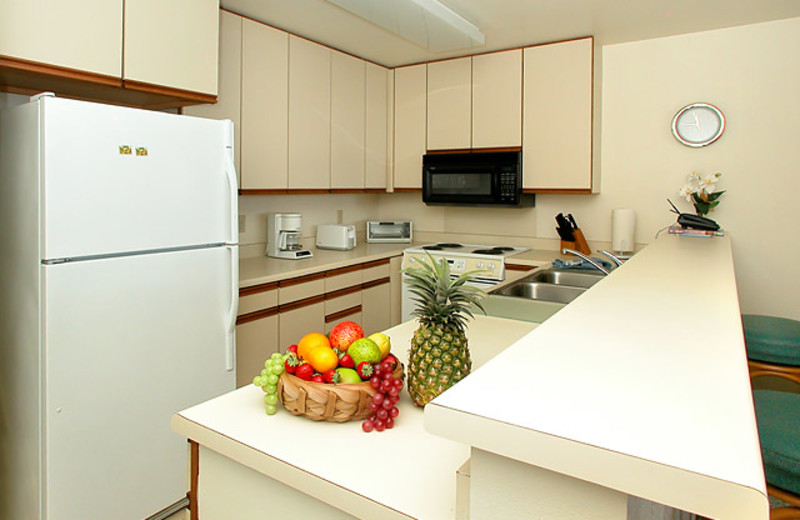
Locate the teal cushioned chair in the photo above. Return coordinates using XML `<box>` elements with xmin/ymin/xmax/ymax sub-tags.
<box><xmin>745</xmin><ymin>314</ymin><xmax>800</xmax><ymax>520</ymax></box>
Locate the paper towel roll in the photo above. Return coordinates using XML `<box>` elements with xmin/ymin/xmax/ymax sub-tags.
<box><xmin>612</xmin><ymin>209</ymin><xmax>636</xmax><ymax>252</ymax></box>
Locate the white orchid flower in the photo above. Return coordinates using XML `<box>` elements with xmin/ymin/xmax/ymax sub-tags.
<box><xmin>688</xmin><ymin>171</ymin><xmax>701</xmax><ymax>183</ymax></box>
<box><xmin>678</xmin><ymin>183</ymin><xmax>695</xmax><ymax>202</ymax></box>
<box><xmin>699</xmin><ymin>172</ymin><xmax>722</xmax><ymax>194</ymax></box>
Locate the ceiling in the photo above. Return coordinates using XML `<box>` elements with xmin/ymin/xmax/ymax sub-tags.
<box><xmin>220</xmin><ymin>0</ymin><xmax>800</xmax><ymax>67</ymax></box>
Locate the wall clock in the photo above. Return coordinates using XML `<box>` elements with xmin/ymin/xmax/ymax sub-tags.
<box><xmin>671</xmin><ymin>103</ymin><xmax>726</xmax><ymax>147</ymax></box>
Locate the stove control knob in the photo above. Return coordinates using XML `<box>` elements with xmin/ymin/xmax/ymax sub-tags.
<box><xmin>476</xmin><ymin>262</ymin><xmax>484</xmax><ymax>269</ymax></box>
<box><xmin>487</xmin><ymin>262</ymin><xmax>495</xmax><ymax>270</ymax></box>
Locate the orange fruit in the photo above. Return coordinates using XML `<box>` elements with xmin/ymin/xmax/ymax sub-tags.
<box><xmin>306</xmin><ymin>346</ymin><xmax>339</xmax><ymax>373</ymax></box>
<box><xmin>297</xmin><ymin>332</ymin><xmax>330</xmax><ymax>360</ymax></box>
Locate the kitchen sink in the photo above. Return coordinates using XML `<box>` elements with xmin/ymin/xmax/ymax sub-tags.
<box><xmin>523</xmin><ymin>269</ymin><xmax>605</xmax><ymax>289</ymax></box>
<box><xmin>494</xmin><ymin>282</ymin><xmax>587</xmax><ymax>304</ymax></box>
<box><xmin>491</xmin><ymin>268</ymin><xmax>606</xmax><ymax>304</ymax></box>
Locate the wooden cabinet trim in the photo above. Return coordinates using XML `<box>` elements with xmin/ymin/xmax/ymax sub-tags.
<box><xmin>123</xmin><ymin>79</ymin><xmax>217</xmax><ymax>104</ymax></box>
<box><xmin>326</xmin><ymin>264</ymin><xmax>363</xmax><ymax>277</ymax></box>
<box><xmin>279</xmin><ymin>294</ymin><xmax>325</xmax><ymax>313</ymax></box>
<box><xmin>279</xmin><ymin>272</ymin><xmax>326</xmax><ymax>287</ymax></box>
<box><xmin>362</xmin><ymin>276</ymin><xmax>391</xmax><ymax>289</ymax></box>
<box><xmin>236</xmin><ymin>306</ymin><xmax>279</xmax><ymax>325</ymax></box>
<box><xmin>240</xmin><ymin>188</ymin><xmax>390</xmax><ymax>196</ymax></box>
<box><xmin>392</xmin><ymin>188</ymin><xmax>421</xmax><ymax>193</ymax></box>
<box><xmin>506</xmin><ymin>264</ymin><xmax>537</xmax><ymax>272</ymax></box>
<box><xmin>360</xmin><ymin>258</ymin><xmax>391</xmax><ymax>269</ymax></box>
<box><xmin>189</xmin><ymin>440</ymin><xmax>199</xmax><ymax>520</ymax></box>
<box><xmin>522</xmin><ymin>188</ymin><xmax>592</xmax><ymax>195</ymax></box>
<box><xmin>325</xmin><ymin>305</ymin><xmax>362</xmax><ymax>323</ymax></box>
<box><xmin>0</xmin><ymin>55</ymin><xmax>121</xmax><ymax>87</ymax></box>
<box><xmin>325</xmin><ymin>285</ymin><xmax>362</xmax><ymax>300</ymax></box>
<box><xmin>239</xmin><ymin>281</ymin><xmax>279</xmax><ymax>297</ymax></box>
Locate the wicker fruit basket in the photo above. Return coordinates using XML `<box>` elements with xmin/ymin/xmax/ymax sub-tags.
<box><xmin>276</xmin><ymin>363</ymin><xmax>404</xmax><ymax>423</ymax></box>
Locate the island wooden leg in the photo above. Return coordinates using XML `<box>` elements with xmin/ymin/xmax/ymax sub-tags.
<box><xmin>469</xmin><ymin>448</ymin><xmax>628</xmax><ymax>519</ymax></box>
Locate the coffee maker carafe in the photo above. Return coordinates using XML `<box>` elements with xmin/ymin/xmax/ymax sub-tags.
<box><xmin>266</xmin><ymin>213</ymin><xmax>313</xmax><ymax>260</ymax></box>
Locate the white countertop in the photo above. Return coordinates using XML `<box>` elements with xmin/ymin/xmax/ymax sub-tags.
<box><xmin>172</xmin><ymin>316</ymin><xmax>538</xmax><ymax>519</ymax></box>
<box><xmin>239</xmin><ymin>241</ymin><xmax>561</xmax><ymax>288</ymax></box>
<box><xmin>425</xmin><ymin>234</ymin><xmax>768</xmax><ymax>519</ymax></box>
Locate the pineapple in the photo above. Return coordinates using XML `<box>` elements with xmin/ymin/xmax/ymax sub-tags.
<box><xmin>404</xmin><ymin>253</ymin><xmax>486</xmax><ymax>407</ymax></box>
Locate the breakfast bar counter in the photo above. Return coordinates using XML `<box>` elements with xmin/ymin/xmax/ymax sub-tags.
<box><xmin>425</xmin><ymin>234</ymin><xmax>769</xmax><ymax>519</ymax></box>
<box><xmin>171</xmin><ymin>316</ymin><xmax>538</xmax><ymax>519</ymax></box>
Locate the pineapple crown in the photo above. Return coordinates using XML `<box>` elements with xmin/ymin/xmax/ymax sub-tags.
<box><xmin>404</xmin><ymin>252</ymin><xmax>486</xmax><ymax>334</ymax></box>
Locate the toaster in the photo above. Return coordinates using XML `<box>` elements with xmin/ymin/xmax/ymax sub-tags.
<box><xmin>316</xmin><ymin>224</ymin><xmax>356</xmax><ymax>250</ymax></box>
<box><xmin>366</xmin><ymin>220</ymin><xmax>412</xmax><ymax>243</ymax></box>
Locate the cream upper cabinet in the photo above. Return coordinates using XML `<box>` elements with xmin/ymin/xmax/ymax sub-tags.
<box><xmin>393</xmin><ymin>64</ymin><xmax>427</xmax><ymax>189</ymax></box>
<box><xmin>523</xmin><ymin>38</ymin><xmax>593</xmax><ymax>191</ymax></box>
<box><xmin>240</xmin><ymin>19</ymin><xmax>289</xmax><ymax>190</ymax></box>
<box><xmin>288</xmin><ymin>36</ymin><xmax>331</xmax><ymax>190</ymax></box>
<box><xmin>124</xmin><ymin>0</ymin><xmax>219</xmax><ymax>95</ymax></box>
<box><xmin>427</xmin><ymin>57</ymin><xmax>472</xmax><ymax>151</ymax></box>
<box><xmin>183</xmin><ymin>11</ymin><xmax>242</xmax><ymax>176</ymax></box>
<box><xmin>472</xmin><ymin>49</ymin><xmax>522</xmax><ymax>148</ymax></box>
<box><xmin>365</xmin><ymin>63</ymin><xmax>390</xmax><ymax>190</ymax></box>
<box><xmin>330</xmin><ymin>51</ymin><xmax>366</xmax><ymax>190</ymax></box>
<box><xmin>0</xmin><ymin>0</ymin><xmax>122</xmax><ymax>77</ymax></box>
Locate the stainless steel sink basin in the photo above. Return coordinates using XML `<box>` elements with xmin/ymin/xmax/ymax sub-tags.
<box><xmin>523</xmin><ymin>269</ymin><xmax>605</xmax><ymax>289</ymax></box>
<box><xmin>494</xmin><ymin>282</ymin><xmax>587</xmax><ymax>304</ymax></box>
<box><xmin>491</xmin><ymin>268</ymin><xmax>606</xmax><ymax>304</ymax></box>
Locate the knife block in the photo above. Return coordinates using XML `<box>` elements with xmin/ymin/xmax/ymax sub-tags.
<box><xmin>562</xmin><ymin>229</ymin><xmax>591</xmax><ymax>256</ymax></box>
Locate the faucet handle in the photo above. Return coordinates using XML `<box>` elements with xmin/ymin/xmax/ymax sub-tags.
<box><xmin>597</xmin><ymin>250</ymin><xmax>624</xmax><ymax>267</ymax></box>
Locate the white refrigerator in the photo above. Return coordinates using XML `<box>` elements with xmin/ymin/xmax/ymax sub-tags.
<box><xmin>0</xmin><ymin>94</ymin><xmax>238</xmax><ymax>520</ymax></box>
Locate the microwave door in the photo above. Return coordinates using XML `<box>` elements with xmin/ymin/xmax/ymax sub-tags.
<box><xmin>424</xmin><ymin>168</ymin><xmax>495</xmax><ymax>204</ymax></box>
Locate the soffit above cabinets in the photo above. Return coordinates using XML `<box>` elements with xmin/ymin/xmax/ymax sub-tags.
<box><xmin>221</xmin><ymin>0</ymin><xmax>800</xmax><ymax>67</ymax></box>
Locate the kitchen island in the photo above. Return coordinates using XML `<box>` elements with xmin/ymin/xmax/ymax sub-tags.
<box><xmin>173</xmin><ymin>233</ymin><xmax>767</xmax><ymax>519</ymax></box>
<box><xmin>171</xmin><ymin>316</ymin><xmax>538</xmax><ymax>519</ymax></box>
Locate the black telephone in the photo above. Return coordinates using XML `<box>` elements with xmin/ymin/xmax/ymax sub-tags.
<box><xmin>667</xmin><ymin>199</ymin><xmax>720</xmax><ymax>231</ymax></box>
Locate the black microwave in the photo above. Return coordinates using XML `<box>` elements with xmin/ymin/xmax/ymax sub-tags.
<box><xmin>422</xmin><ymin>150</ymin><xmax>534</xmax><ymax>207</ymax></box>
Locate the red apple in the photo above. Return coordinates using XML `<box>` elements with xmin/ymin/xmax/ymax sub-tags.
<box><xmin>328</xmin><ymin>321</ymin><xmax>365</xmax><ymax>352</ymax></box>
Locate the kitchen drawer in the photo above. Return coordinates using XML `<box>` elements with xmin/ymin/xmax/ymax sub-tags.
<box><xmin>238</xmin><ymin>282</ymin><xmax>278</xmax><ymax>316</ymax></box>
<box><xmin>324</xmin><ymin>308</ymin><xmax>362</xmax><ymax>334</ymax></box>
<box><xmin>325</xmin><ymin>265</ymin><xmax>362</xmax><ymax>292</ymax></box>
<box><xmin>279</xmin><ymin>273</ymin><xmax>325</xmax><ymax>305</ymax></box>
<box><xmin>325</xmin><ymin>288</ymin><xmax>361</xmax><ymax>316</ymax></box>
<box><xmin>361</xmin><ymin>259</ymin><xmax>391</xmax><ymax>283</ymax></box>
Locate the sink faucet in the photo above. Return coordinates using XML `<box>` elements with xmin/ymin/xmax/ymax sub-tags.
<box><xmin>561</xmin><ymin>248</ymin><xmax>611</xmax><ymax>275</ymax></box>
<box><xmin>597</xmin><ymin>250</ymin><xmax>624</xmax><ymax>267</ymax></box>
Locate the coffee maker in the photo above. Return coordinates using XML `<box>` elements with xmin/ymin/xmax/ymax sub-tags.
<box><xmin>266</xmin><ymin>213</ymin><xmax>313</xmax><ymax>260</ymax></box>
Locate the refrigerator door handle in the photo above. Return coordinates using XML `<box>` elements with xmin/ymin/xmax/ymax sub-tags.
<box><xmin>223</xmin><ymin>121</ymin><xmax>239</xmax><ymax>244</ymax></box>
<box><xmin>225</xmin><ymin>245</ymin><xmax>238</xmax><ymax>371</ymax></box>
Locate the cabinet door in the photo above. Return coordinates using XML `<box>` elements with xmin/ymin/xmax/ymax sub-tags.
<box><xmin>288</xmin><ymin>36</ymin><xmax>331</xmax><ymax>190</ymax></box>
<box><xmin>389</xmin><ymin>256</ymin><xmax>403</xmax><ymax>327</ymax></box>
<box><xmin>124</xmin><ymin>0</ymin><xmax>219</xmax><ymax>95</ymax></box>
<box><xmin>236</xmin><ymin>312</ymin><xmax>278</xmax><ymax>388</ymax></box>
<box><xmin>331</xmin><ymin>51</ymin><xmax>366</xmax><ymax>189</ymax></box>
<box><xmin>241</xmin><ymin>19</ymin><xmax>289</xmax><ymax>190</ymax></box>
<box><xmin>365</xmin><ymin>63</ymin><xmax>390</xmax><ymax>190</ymax></box>
<box><xmin>393</xmin><ymin>64</ymin><xmax>427</xmax><ymax>189</ymax></box>
<box><xmin>427</xmin><ymin>57</ymin><xmax>471</xmax><ymax>151</ymax></box>
<box><xmin>0</xmin><ymin>0</ymin><xmax>122</xmax><ymax>77</ymax></box>
<box><xmin>279</xmin><ymin>300</ymin><xmax>325</xmax><ymax>347</ymax></box>
<box><xmin>183</xmin><ymin>11</ymin><xmax>242</xmax><ymax>176</ymax></box>
<box><xmin>472</xmin><ymin>49</ymin><xmax>522</xmax><ymax>148</ymax></box>
<box><xmin>523</xmin><ymin>38</ymin><xmax>593</xmax><ymax>191</ymax></box>
<box><xmin>362</xmin><ymin>280</ymin><xmax>392</xmax><ymax>335</ymax></box>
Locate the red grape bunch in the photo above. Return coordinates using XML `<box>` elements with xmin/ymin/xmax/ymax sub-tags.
<box><xmin>362</xmin><ymin>357</ymin><xmax>403</xmax><ymax>433</ymax></box>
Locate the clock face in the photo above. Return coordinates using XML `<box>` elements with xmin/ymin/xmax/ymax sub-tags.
<box><xmin>671</xmin><ymin>103</ymin><xmax>725</xmax><ymax>147</ymax></box>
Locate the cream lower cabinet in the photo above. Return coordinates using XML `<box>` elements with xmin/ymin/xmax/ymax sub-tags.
<box><xmin>236</xmin><ymin>282</ymin><xmax>279</xmax><ymax>387</ymax></box>
<box><xmin>236</xmin><ymin>312</ymin><xmax>278</xmax><ymax>388</ymax></box>
<box><xmin>324</xmin><ymin>288</ymin><xmax>363</xmax><ymax>334</ymax></box>
<box><xmin>522</xmin><ymin>37</ymin><xmax>593</xmax><ymax>191</ymax></box>
<box><xmin>279</xmin><ymin>299</ymin><xmax>325</xmax><ymax>347</ymax></box>
<box><xmin>362</xmin><ymin>279</ymin><xmax>391</xmax><ymax>335</ymax></box>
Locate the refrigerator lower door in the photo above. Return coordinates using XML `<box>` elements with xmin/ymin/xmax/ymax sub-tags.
<box><xmin>42</xmin><ymin>246</ymin><xmax>236</xmax><ymax>520</ymax></box>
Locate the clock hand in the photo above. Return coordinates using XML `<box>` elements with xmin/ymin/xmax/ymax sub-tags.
<box><xmin>693</xmin><ymin>111</ymin><xmax>701</xmax><ymax>131</ymax></box>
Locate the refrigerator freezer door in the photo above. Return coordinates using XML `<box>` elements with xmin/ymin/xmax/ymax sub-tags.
<box><xmin>42</xmin><ymin>247</ymin><xmax>236</xmax><ymax>520</ymax></box>
<box><xmin>40</xmin><ymin>97</ymin><xmax>236</xmax><ymax>261</ymax></box>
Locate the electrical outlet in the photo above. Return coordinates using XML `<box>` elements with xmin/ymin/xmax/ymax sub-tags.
<box><xmin>238</xmin><ymin>215</ymin><xmax>246</xmax><ymax>233</ymax></box>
